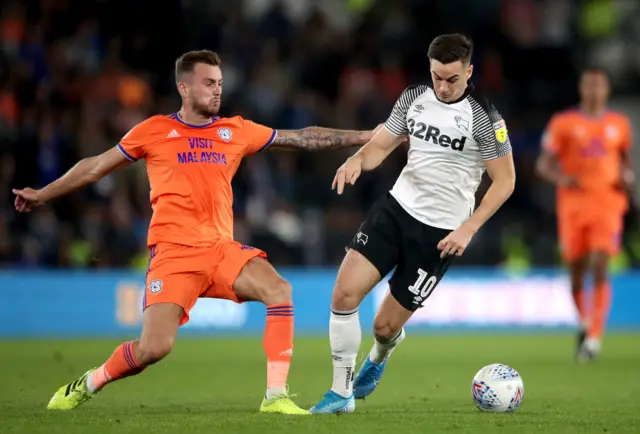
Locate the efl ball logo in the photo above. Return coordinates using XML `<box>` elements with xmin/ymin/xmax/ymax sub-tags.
<box><xmin>472</xmin><ymin>380</ymin><xmax>487</xmax><ymax>405</ymax></box>
<box><xmin>508</xmin><ymin>385</ymin><xmax>523</xmax><ymax>411</ymax></box>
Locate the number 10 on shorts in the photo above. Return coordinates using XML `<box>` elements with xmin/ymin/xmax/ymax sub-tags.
<box><xmin>408</xmin><ymin>268</ymin><xmax>438</xmax><ymax>304</ymax></box>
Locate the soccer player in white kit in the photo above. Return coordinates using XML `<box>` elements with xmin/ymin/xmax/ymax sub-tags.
<box><xmin>310</xmin><ymin>34</ymin><xmax>516</xmax><ymax>414</ymax></box>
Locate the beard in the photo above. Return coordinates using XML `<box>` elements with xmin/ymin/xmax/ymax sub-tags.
<box><xmin>193</xmin><ymin>99</ymin><xmax>220</xmax><ymax>118</ymax></box>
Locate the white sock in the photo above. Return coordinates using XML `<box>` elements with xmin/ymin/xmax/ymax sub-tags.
<box><xmin>330</xmin><ymin>307</ymin><xmax>361</xmax><ymax>398</ymax></box>
<box><xmin>86</xmin><ymin>371</ymin><xmax>97</xmax><ymax>394</ymax></box>
<box><xmin>584</xmin><ymin>337</ymin><xmax>601</xmax><ymax>354</ymax></box>
<box><xmin>265</xmin><ymin>385</ymin><xmax>286</xmax><ymax>399</ymax></box>
<box><xmin>369</xmin><ymin>328</ymin><xmax>406</xmax><ymax>365</ymax></box>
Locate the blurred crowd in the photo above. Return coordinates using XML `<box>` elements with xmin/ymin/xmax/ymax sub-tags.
<box><xmin>1</xmin><ymin>0</ymin><xmax>639</xmax><ymax>270</ymax></box>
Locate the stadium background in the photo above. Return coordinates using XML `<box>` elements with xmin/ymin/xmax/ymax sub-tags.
<box><xmin>1</xmin><ymin>0</ymin><xmax>640</xmax><ymax>334</ymax></box>
<box><xmin>1</xmin><ymin>2</ymin><xmax>640</xmax><ymax>433</ymax></box>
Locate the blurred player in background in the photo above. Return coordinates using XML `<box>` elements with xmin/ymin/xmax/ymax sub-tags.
<box><xmin>536</xmin><ymin>68</ymin><xmax>634</xmax><ymax>362</ymax></box>
<box><xmin>13</xmin><ymin>50</ymin><xmax>376</xmax><ymax>415</ymax></box>
<box><xmin>311</xmin><ymin>34</ymin><xmax>516</xmax><ymax>414</ymax></box>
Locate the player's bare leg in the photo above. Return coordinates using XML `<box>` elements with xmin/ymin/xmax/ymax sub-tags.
<box><xmin>568</xmin><ymin>256</ymin><xmax>589</xmax><ymax>355</ymax></box>
<box><xmin>578</xmin><ymin>251</ymin><xmax>612</xmax><ymax>362</ymax></box>
<box><xmin>369</xmin><ymin>291</ymin><xmax>411</xmax><ymax>363</ymax></box>
<box><xmin>309</xmin><ymin>249</ymin><xmax>382</xmax><ymax>414</ymax></box>
<box><xmin>232</xmin><ymin>257</ymin><xmax>308</xmax><ymax>415</ymax></box>
<box><xmin>47</xmin><ymin>303</ymin><xmax>182</xmax><ymax>410</ymax></box>
<box><xmin>350</xmin><ymin>291</ymin><xmax>409</xmax><ymax>400</ymax></box>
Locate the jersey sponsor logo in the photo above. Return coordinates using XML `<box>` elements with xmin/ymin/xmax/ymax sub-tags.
<box><xmin>177</xmin><ymin>151</ymin><xmax>227</xmax><ymax>165</ymax></box>
<box><xmin>408</xmin><ymin>120</ymin><xmax>467</xmax><ymax>151</ymax></box>
<box><xmin>188</xmin><ymin>138</ymin><xmax>220</xmax><ymax>149</ymax></box>
<box><xmin>148</xmin><ymin>279</ymin><xmax>163</xmax><ymax>294</ymax></box>
<box><xmin>493</xmin><ymin>119</ymin><xmax>508</xmax><ymax>144</ymax></box>
<box><xmin>579</xmin><ymin>138</ymin><xmax>607</xmax><ymax>158</ymax></box>
<box><xmin>218</xmin><ymin>127</ymin><xmax>232</xmax><ymax>142</ymax></box>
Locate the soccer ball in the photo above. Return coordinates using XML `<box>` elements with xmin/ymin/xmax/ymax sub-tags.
<box><xmin>471</xmin><ymin>363</ymin><xmax>524</xmax><ymax>413</ymax></box>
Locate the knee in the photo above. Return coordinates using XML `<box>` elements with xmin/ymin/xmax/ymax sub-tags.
<box><xmin>593</xmin><ymin>266</ymin><xmax>608</xmax><ymax>285</ymax></box>
<box><xmin>263</xmin><ymin>278</ymin><xmax>292</xmax><ymax>305</ymax></box>
<box><xmin>373</xmin><ymin>316</ymin><xmax>400</xmax><ymax>341</ymax></box>
<box><xmin>137</xmin><ymin>335</ymin><xmax>174</xmax><ymax>365</ymax></box>
<box><xmin>569</xmin><ymin>263</ymin><xmax>586</xmax><ymax>291</ymax></box>
<box><xmin>592</xmin><ymin>254</ymin><xmax>609</xmax><ymax>285</ymax></box>
<box><xmin>332</xmin><ymin>283</ymin><xmax>363</xmax><ymax>312</ymax></box>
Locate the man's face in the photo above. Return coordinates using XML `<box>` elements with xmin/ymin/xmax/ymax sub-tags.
<box><xmin>178</xmin><ymin>63</ymin><xmax>223</xmax><ymax>117</ymax></box>
<box><xmin>430</xmin><ymin>59</ymin><xmax>473</xmax><ymax>102</ymax></box>
<box><xmin>579</xmin><ymin>71</ymin><xmax>609</xmax><ymax>108</ymax></box>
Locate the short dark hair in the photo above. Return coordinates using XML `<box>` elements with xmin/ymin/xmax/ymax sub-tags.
<box><xmin>175</xmin><ymin>50</ymin><xmax>222</xmax><ymax>83</ymax></box>
<box><xmin>581</xmin><ymin>66</ymin><xmax>609</xmax><ymax>78</ymax></box>
<box><xmin>427</xmin><ymin>34</ymin><xmax>473</xmax><ymax>65</ymax></box>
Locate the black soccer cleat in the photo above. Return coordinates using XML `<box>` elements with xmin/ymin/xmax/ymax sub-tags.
<box><xmin>575</xmin><ymin>326</ymin><xmax>587</xmax><ymax>356</ymax></box>
<box><xmin>576</xmin><ymin>343</ymin><xmax>596</xmax><ymax>363</ymax></box>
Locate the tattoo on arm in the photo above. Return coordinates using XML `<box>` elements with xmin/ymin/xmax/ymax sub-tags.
<box><xmin>268</xmin><ymin>127</ymin><xmax>370</xmax><ymax>151</ymax></box>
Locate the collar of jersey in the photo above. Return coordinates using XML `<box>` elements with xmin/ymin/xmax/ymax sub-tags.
<box><xmin>575</xmin><ymin>107</ymin><xmax>609</xmax><ymax>120</ymax></box>
<box><xmin>172</xmin><ymin>112</ymin><xmax>220</xmax><ymax>128</ymax></box>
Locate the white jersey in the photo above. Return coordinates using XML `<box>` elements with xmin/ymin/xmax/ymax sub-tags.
<box><xmin>384</xmin><ymin>84</ymin><xmax>512</xmax><ymax>230</ymax></box>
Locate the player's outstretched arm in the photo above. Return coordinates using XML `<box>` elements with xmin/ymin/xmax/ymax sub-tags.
<box><xmin>13</xmin><ymin>147</ymin><xmax>131</xmax><ymax>213</ymax></box>
<box><xmin>332</xmin><ymin>126</ymin><xmax>406</xmax><ymax>194</ymax></box>
<box><xmin>354</xmin><ymin>125</ymin><xmax>406</xmax><ymax>171</ymax></box>
<box><xmin>266</xmin><ymin>127</ymin><xmax>373</xmax><ymax>152</ymax></box>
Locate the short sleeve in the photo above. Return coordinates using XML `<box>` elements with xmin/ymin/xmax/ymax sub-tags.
<box><xmin>117</xmin><ymin>121</ymin><xmax>151</xmax><ymax>161</ymax></box>
<box><xmin>242</xmin><ymin>119</ymin><xmax>277</xmax><ymax>155</ymax></box>
<box><xmin>383</xmin><ymin>86</ymin><xmax>424</xmax><ymax>136</ymax></box>
<box><xmin>471</xmin><ymin>100</ymin><xmax>512</xmax><ymax>161</ymax></box>
<box><xmin>541</xmin><ymin>115</ymin><xmax>565</xmax><ymax>155</ymax></box>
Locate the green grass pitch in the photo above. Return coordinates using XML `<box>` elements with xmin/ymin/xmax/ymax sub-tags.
<box><xmin>1</xmin><ymin>334</ymin><xmax>639</xmax><ymax>433</ymax></box>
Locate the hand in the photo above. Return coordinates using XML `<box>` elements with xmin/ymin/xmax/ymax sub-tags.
<box><xmin>332</xmin><ymin>154</ymin><xmax>364</xmax><ymax>195</ymax></box>
<box><xmin>558</xmin><ymin>175</ymin><xmax>579</xmax><ymax>189</ymax></box>
<box><xmin>437</xmin><ymin>224</ymin><xmax>476</xmax><ymax>258</ymax></box>
<box><xmin>619</xmin><ymin>168</ymin><xmax>635</xmax><ymax>192</ymax></box>
<box><xmin>13</xmin><ymin>188</ymin><xmax>45</xmax><ymax>213</ymax></box>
